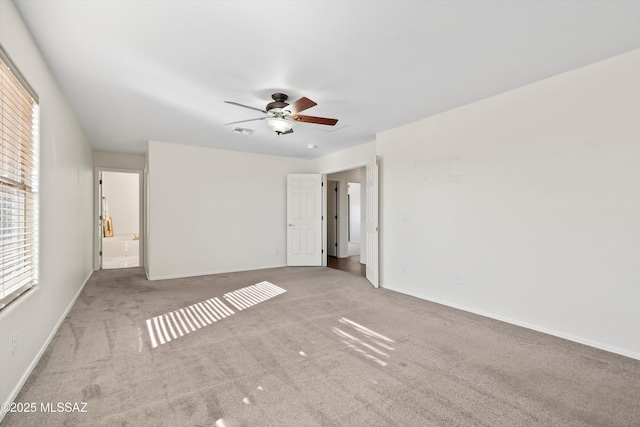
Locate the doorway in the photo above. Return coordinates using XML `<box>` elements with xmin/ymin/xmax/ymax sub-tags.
<box><xmin>286</xmin><ymin>158</ymin><xmax>378</xmax><ymax>287</ymax></box>
<box><xmin>326</xmin><ymin>169</ymin><xmax>366</xmax><ymax>277</ymax></box>
<box><xmin>97</xmin><ymin>170</ymin><xmax>143</xmax><ymax>269</ymax></box>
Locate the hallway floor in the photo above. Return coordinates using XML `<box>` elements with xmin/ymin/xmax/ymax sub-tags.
<box><xmin>327</xmin><ymin>255</ymin><xmax>365</xmax><ymax>277</ymax></box>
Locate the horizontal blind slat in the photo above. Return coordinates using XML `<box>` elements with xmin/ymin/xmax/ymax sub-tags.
<box><xmin>1</xmin><ymin>261</ymin><xmax>34</xmax><ymax>282</ymax></box>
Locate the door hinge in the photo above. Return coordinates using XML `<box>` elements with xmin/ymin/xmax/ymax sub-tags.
<box><xmin>335</xmin><ymin>243</ymin><xmax>338</xmax><ymax>247</ymax></box>
<box><xmin>99</xmin><ymin>251</ymin><xmax>102</xmax><ymax>256</ymax></box>
<box><xmin>322</xmin><ymin>249</ymin><xmax>324</xmax><ymax>254</ymax></box>
<box><xmin>335</xmin><ymin>215</ymin><xmax>338</xmax><ymax>219</ymax></box>
<box><xmin>99</xmin><ymin>179</ymin><xmax>102</xmax><ymax>184</ymax></box>
<box><xmin>334</xmin><ymin>187</ymin><xmax>338</xmax><ymax>192</ymax></box>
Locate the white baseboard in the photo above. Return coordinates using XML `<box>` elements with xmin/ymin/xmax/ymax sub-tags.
<box><xmin>381</xmin><ymin>284</ymin><xmax>640</xmax><ymax>361</ymax></box>
<box><xmin>146</xmin><ymin>264</ymin><xmax>288</xmax><ymax>281</ymax></box>
<box><xmin>0</xmin><ymin>269</ymin><xmax>95</xmax><ymax>423</ymax></box>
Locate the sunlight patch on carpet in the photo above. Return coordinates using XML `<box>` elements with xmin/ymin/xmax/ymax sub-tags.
<box><xmin>222</xmin><ymin>281</ymin><xmax>286</xmax><ymax>311</ymax></box>
<box><xmin>146</xmin><ymin>281</ymin><xmax>286</xmax><ymax>348</ymax></box>
<box><xmin>332</xmin><ymin>317</ymin><xmax>395</xmax><ymax>366</ymax></box>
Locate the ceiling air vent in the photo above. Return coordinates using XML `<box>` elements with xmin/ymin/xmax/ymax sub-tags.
<box><xmin>232</xmin><ymin>127</ymin><xmax>254</xmax><ymax>135</ymax></box>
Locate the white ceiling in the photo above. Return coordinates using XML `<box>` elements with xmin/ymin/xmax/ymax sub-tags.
<box><xmin>14</xmin><ymin>0</ymin><xmax>640</xmax><ymax>159</ymax></box>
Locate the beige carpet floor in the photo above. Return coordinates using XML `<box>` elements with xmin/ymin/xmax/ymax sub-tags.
<box><xmin>3</xmin><ymin>266</ymin><xmax>640</xmax><ymax>426</ymax></box>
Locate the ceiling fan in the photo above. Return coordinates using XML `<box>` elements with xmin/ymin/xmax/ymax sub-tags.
<box><xmin>224</xmin><ymin>93</ymin><xmax>338</xmax><ymax>135</ymax></box>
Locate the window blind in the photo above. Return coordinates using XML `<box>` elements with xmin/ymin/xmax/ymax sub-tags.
<box><xmin>0</xmin><ymin>45</ymin><xmax>39</xmax><ymax>310</ymax></box>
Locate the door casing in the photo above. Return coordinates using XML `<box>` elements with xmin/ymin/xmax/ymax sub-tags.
<box><xmin>94</xmin><ymin>167</ymin><xmax>145</xmax><ymax>270</ymax></box>
<box><xmin>319</xmin><ymin>159</ymin><xmax>379</xmax><ymax>288</ymax></box>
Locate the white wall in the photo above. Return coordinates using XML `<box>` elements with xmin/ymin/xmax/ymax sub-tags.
<box><xmin>349</xmin><ymin>182</ymin><xmax>361</xmax><ymax>242</ymax></box>
<box><xmin>314</xmin><ymin>140</ymin><xmax>376</xmax><ymax>173</ymax></box>
<box><xmin>147</xmin><ymin>140</ymin><xmax>310</xmax><ymax>280</ymax></box>
<box><xmin>0</xmin><ymin>0</ymin><xmax>94</xmax><ymax>418</ymax></box>
<box><xmin>94</xmin><ymin>150</ymin><xmax>145</xmax><ymax>170</ymax></box>
<box><xmin>377</xmin><ymin>49</ymin><xmax>640</xmax><ymax>358</ymax></box>
<box><xmin>102</xmin><ymin>171</ymin><xmax>139</xmax><ymax>236</ymax></box>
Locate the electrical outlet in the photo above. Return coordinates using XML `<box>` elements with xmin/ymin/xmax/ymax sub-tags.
<box><xmin>12</xmin><ymin>332</ymin><xmax>17</xmax><ymax>355</ymax></box>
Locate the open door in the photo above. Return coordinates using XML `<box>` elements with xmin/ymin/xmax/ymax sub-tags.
<box><xmin>365</xmin><ymin>158</ymin><xmax>379</xmax><ymax>287</ymax></box>
<box><xmin>98</xmin><ymin>171</ymin><xmax>103</xmax><ymax>269</ymax></box>
<box><xmin>287</xmin><ymin>174</ymin><xmax>323</xmax><ymax>266</ymax></box>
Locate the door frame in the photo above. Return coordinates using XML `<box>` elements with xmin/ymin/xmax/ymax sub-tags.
<box><xmin>94</xmin><ymin>167</ymin><xmax>145</xmax><ymax>270</ymax></box>
<box><xmin>321</xmin><ymin>161</ymin><xmax>378</xmax><ymax>287</ymax></box>
<box><xmin>327</xmin><ymin>179</ymin><xmax>339</xmax><ymax>257</ymax></box>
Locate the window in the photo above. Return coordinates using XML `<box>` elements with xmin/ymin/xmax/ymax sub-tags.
<box><xmin>0</xmin><ymin>45</ymin><xmax>39</xmax><ymax>310</ymax></box>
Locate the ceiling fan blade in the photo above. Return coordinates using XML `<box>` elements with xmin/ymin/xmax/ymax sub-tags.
<box><xmin>225</xmin><ymin>117</ymin><xmax>265</xmax><ymax>125</ymax></box>
<box><xmin>291</xmin><ymin>114</ymin><xmax>338</xmax><ymax>126</ymax></box>
<box><xmin>224</xmin><ymin>101</ymin><xmax>267</xmax><ymax>114</ymax></box>
<box><xmin>285</xmin><ymin>97</ymin><xmax>317</xmax><ymax>114</ymax></box>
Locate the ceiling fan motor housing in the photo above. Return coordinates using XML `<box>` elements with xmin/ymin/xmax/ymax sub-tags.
<box><xmin>266</xmin><ymin>93</ymin><xmax>290</xmax><ymax>112</ymax></box>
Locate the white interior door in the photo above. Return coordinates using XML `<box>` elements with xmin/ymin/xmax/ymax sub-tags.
<box><xmin>98</xmin><ymin>171</ymin><xmax>103</xmax><ymax>269</ymax></box>
<box><xmin>365</xmin><ymin>158</ymin><xmax>379</xmax><ymax>287</ymax></box>
<box><xmin>287</xmin><ymin>174</ymin><xmax>323</xmax><ymax>266</ymax></box>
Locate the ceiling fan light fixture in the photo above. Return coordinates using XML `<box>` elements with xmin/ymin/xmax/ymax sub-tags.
<box><xmin>225</xmin><ymin>93</ymin><xmax>337</xmax><ymax>135</ymax></box>
<box><xmin>265</xmin><ymin>117</ymin><xmax>294</xmax><ymax>135</ymax></box>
